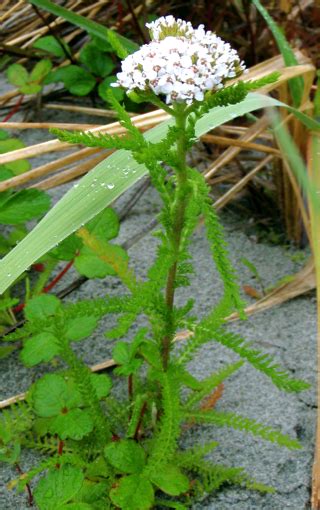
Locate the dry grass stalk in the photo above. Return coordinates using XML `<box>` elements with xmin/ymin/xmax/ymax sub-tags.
<box><xmin>30</xmin><ymin>151</ymin><xmax>109</xmax><ymax>190</ymax></box>
<box><xmin>44</xmin><ymin>103</ymin><xmax>134</xmax><ymax>117</ymax></box>
<box><xmin>202</xmin><ymin>133</ymin><xmax>280</xmax><ymax>156</ymax></box>
<box><xmin>0</xmin><ymin>147</ymin><xmax>101</xmax><ymax>192</ymax></box>
<box><xmin>204</xmin><ymin>117</ymin><xmax>270</xmax><ymax>180</ymax></box>
<box><xmin>214</xmin><ymin>155</ymin><xmax>274</xmax><ymax>210</ymax></box>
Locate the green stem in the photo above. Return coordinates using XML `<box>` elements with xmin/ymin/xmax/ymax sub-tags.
<box><xmin>162</xmin><ymin>108</ymin><xmax>189</xmax><ymax>370</ymax></box>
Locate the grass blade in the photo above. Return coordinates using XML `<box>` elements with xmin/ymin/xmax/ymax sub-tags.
<box><xmin>252</xmin><ymin>0</ymin><xmax>304</xmax><ymax>107</ymax></box>
<box><xmin>0</xmin><ymin>93</ymin><xmax>319</xmax><ymax>294</ymax></box>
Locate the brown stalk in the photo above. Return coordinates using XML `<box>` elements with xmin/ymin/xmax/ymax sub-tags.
<box><xmin>202</xmin><ymin>133</ymin><xmax>281</xmax><ymax>156</ymax></box>
<box><xmin>204</xmin><ymin>117</ymin><xmax>269</xmax><ymax>179</ymax></box>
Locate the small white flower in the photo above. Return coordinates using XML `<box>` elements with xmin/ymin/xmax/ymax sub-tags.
<box><xmin>113</xmin><ymin>16</ymin><xmax>246</xmax><ymax>105</ymax></box>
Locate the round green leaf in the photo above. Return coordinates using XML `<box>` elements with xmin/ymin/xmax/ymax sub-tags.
<box><xmin>20</xmin><ymin>332</ymin><xmax>59</xmax><ymax>367</ymax></box>
<box><xmin>24</xmin><ymin>294</ymin><xmax>61</xmax><ymax>322</ymax></box>
<box><xmin>104</xmin><ymin>439</ymin><xmax>146</xmax><ymax>474</ymax></box>
<box><xmin>110</xmin><ymin>474</ymin><xmax>154</xmax><ymax>510</ymax></box>
<box><xmin>30</xmin><ymin>59</ymin><xmax>53</xmax><ymax>82</ymax></box>
<box><xmin>6</xmin><ymin>64</ymin><xmax>28</xmax><ymax>88</ymax></box>
<box><xmin>32</xmin><ymin>373</ymin><xmax>82</xmax><ymax>417</ymax></box>
<box><xmin>74</xmin><ymin>248</ymin><xmax>116</xmax><ymax>278</ymax></box>
<box><xmin>90</xmin><ymin>374</ymin><xmax>112</xmax><ymax>399</ymax></box>
<box><xmin>150</xmin><ymin>465</ymin><xmax>190</xmax><ymax>496</ymax></box>
<box><xmin>87</xmin><ymin>208</ymin><xmax>119</xmax><ymax>241</ymax></box>
<box><xmin>65</xmin><ymin>316</ymin><xmax>98</xmax><ymax>342</ymax></box>
<box><xmin>80</xmin><ymin>43</ymin><xmax>115</xmax><ymax>77</ymax></box>
<box><xmin>33</xmin><ymin>36</ymin><xmax>70</xmax><ymax>58</ymax></box>
<box><xmin>0</xmin><ymin>189</ymin><xmax>50</xmax><ymax>224</ymax></box>
<box><xmin>34</xmin><ymin>465</ymin><xmax>84</xmax><ymax>510</ymax></box>
<box><xmin>50</xmin><ymin>234</ymin><xmax>82</xmax><ymax>261</ymax></box>
<box><xmin>98</xmin><ymin>76</ymin><xmax>124</xmax><ymax>102</ymax></box>
<box><xmin>50</xmin><ymin>408</ymin><xmax>94</xmax><ymax>440</ymax></box>
<box><xmin>45</xmin><ymin>65</ymin><xmax>96</xmax><ymax>96</ymax></box>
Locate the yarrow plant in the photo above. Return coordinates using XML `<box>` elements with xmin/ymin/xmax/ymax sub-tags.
<box><xmin>0</xmin><ymin>16</ymin><xmax>310</xmax><ymax>510</ymax></box>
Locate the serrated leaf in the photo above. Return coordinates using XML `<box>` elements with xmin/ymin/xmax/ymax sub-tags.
<box><xmin>150</xmin><ymin>465</ymin><xmax>189</xmax><ymax>496</ymax></box>
<box><xmin>6</xmin><ymin>64</ymin><xmax>28</xmax><ymax>88</ymax></box>
<box><xmin>104</xmin><ymin>439</ymin><xmax>146</xmax><ymax>474</ymax></box>
<box><xmin>20</xmin><ymin>332</ymin><xmax>59</xmax><ymax>367</ymax></box>
<box><xmin>30</xmin><ymin>59</ymin><xmax>53</xmax><ymax>82</ymax></box>
<box><xmin>90</xmin><ymin>374</ymin><xmax>112</xmax><ymax>399</ymax></box>
<box><xmin>110</xmin><ymin>474</ymin><xmax>154</xmax><ymax>510</ymax></box>
<box><xmin>34</xmin><ymin>465</ymin><xmax>84</xmax><ymax>510</ymax></box>
<box><xmin>45</xmin><ymin>65</ymin><xmax>96</xmax><ymax>96</ymax></box>
<box><xmin>0</xmin><ymin>189</ymin><xmax>50</xmax><ymax>224</ymax></box>
<box><xmin>65</xmin><ymin>316</ymin><xmax>98</xmax><ymax>342</ymax></box>
<box><xmin>80</xmin><ymin>43</ymin><xmax>115</xmax><ymax>77</ymax></box>
<box><xmin>98</xmin><ymin>76</ymin><xmax>125</xmax><ymax>103</ymax></box>
<box><xmin>33</xmin><ymin>36</ymin><xmax>70</xmax><ymax>58</ymax></box>
<box><xmin>24</xmin><ymin>294</ymin><xmax>61</xmax><ymax>322</ymax></box>
<box><xmin>50</xmin><ymin>408</ymin><xmax>94</xmax><ymax>440</ymax></box>
<box><xmin>33</xmin><ymin>373</ymin><xmax>82</xmax><ymax>417</ymax></box>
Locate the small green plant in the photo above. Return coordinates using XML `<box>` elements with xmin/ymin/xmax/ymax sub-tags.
<box><xmin>43</xmin><ymin>37</ymin><xmax>124</xmax><ymax>104</ymax></box>
<box><xmin>6</xmin><ymin>59</ymin><xmax>52</xmax><ymax>95</ymax></box>
<box><xmin>0</xmin><ymin>16</ymin><xmax>310</xmax><ymax>510</ymax></box>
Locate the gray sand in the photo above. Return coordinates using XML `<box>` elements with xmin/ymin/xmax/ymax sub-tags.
<box><xmin>0</xmin><ymin>95</ymin><xmax>316</xmax><ymax>509</ymax></box>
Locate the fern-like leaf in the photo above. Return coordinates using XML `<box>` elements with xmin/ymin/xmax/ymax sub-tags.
<box><xmin>184</xmin><ymin>361</ymin><xmax>243</xmax><ymax>410</ymax></box>
<box><xmin>211</xmin><ymin>328</ymin><xmax>310</xmax><ymax>393</ymax></box>
<box><xmin>184</xmin><ymin>410</ymin><xmax>301</xmax><ymax>449</ymax></box>
<box><xmin>144</xmin><ymin>367</ymin><xmax>181</xmax><ymax>475</ymax></box>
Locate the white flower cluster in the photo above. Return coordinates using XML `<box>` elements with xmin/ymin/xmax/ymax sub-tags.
<box><xmin>112</xmin><ymin>16</ymin><xmax>246</xmax><ymax>105</ymax></box>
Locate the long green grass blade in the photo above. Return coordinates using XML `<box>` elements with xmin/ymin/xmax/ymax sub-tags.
<box><xmin>251</xmin><ymin>0</ymin><xmax>304</xmax><ymax>107</ymax></box>
<box><xmin>28</xmin><ymin>0</ymin><xmax>139</xmax><ymax>57</ymax></box>
<box><xmin>0</xmin><ymin>93</ymin><xmax>319</xmax><ymax>294</ymax></box>
<box><xmin>271</xmin><ymin>109</ymin><xmax>320</xmax><ymax>213</ymax></box>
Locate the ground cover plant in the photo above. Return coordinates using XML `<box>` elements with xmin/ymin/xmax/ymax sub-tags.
<box><xmin>0</xmin><ymin>14</ymin><xmax>315</xmax><ymax>510</ymax></box>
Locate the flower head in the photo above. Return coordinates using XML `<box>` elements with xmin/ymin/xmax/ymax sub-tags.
<box><xmin>113</xmin><ymin>16</ymin><xmax>246</xmax><ymax>105</ymax></box>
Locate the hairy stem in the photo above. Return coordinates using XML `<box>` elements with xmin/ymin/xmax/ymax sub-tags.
<box><xmin>162</xmin><ymin>109</ymin><xmax>189</xmax><ymax>370</ymax></box>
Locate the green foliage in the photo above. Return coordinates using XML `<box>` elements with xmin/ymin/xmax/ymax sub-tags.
<box><xmin>104</xmin><ymin>439</ymin><xmax>146</xmax><ymax>474</ymax></box>
<box><xmin>33</xmin><ymin>35</ymin><xmax>71</xmax><ymax>58</ymax></box>
<box><xmin>0</xmin><ymin>189</ymin><xmax>50</xmax><ymax>224</ymax></box>
<box><xmin>0</xmin><ymin>131</ymin><xmax>31</xmax><ymax>175</ymax></box>
<box><xmin>7</xmin><ymin>60</ymin><xmax>52</xmax><ymax>94</ymax></box>
<box><xmin>45</xmin><ymin>65</ymin><xmax>96</xmax><ymax>96</ymax></box>
<box><xmin>34</xmin><ymin>465</ymin><xmax>85</xmax><ymax>510</ymax></box>
<box><xmin>110</xmin><ymin>474</ymin><xmax>154</xmax><ymax>510</ymax></box>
